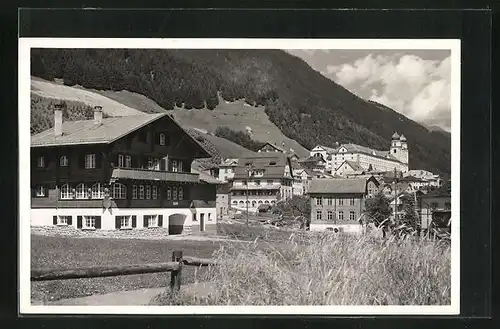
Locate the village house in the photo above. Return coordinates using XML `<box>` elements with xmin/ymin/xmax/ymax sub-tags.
<box><xmin>31</xmin><ymin>104</ymin><xmax>218</xmax><ymax>234</ymax></box>
<box><xmin>405</xmin><ymin>169</ymin><xmax>443</xmax><ymax>188</ymax></box>
<box><xmin>308</xmin><ymin>177</ymin><xmax>378</xmax><ymax>234</ymax></box>
<box><xmin>257</xmin><ymin>141</ymin><xmax>286</xmax><ymax>154</ymax></box>
<box><xmin>214</xmin><ymin>158</ymin><xmax>239</xmax><ymax>183</ymax></box>
<box><xmin>230</xmin><ymin>153</ymin><xmax>294</xmax><ymax>213</ymax></box>
<box><xmin>310</xmin><ymin>132</ymin><xmax>409</xmax><ymax>174</ymax></box>
<box><xmin>417</xmin><ymin>181</ymin><xmax>451</xmax><ymax>231</ymax></box>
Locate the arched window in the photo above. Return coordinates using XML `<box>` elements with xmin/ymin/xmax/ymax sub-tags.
<box><xmin>265</xmin><ymin>201</ymin><xmax>269</xmax><ymax>204</ymax></box>
<box><xmin>239</xmin><ymin>201</ymin><xmax>244</xmax><ymax>205</ymax></box>
<box><xmin>232</xmin><ymin>200</ymin><xmax>237</xmax><ymax>204</ymax></box>
<box><xmin>112</xmin><ymin>183</ymin><xmax>127</xmax><ymax>199</ymax></box>
<box><xmin>91</xmin><ymin>183</ymin><xmax>104</xmax><ymax>199</ymax></box>
<box><xmin>60</xmin><ymin>184</ymin><xmax>72</xmax><ymax>199</ymax></box>
<box><xmin>258</xmin><ymin>200</ymin><xmax>263</xmax><ymax>204</ymax></box>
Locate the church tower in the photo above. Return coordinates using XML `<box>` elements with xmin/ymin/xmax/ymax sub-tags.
<box><xmin>399</xmin><ymin>134</ymin><xmax>409</xmax><ymax>164</ymax></box>
<box><xmin>390</xmin><ymin>132</ymin><xmax>409</xmax><ymax>166</ymax></box>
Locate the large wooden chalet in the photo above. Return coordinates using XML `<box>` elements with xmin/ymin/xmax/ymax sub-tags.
<box><xmin>30</xmin><ymin>104</ymin><xmax>217</xmax><ymax>234</ymax></box>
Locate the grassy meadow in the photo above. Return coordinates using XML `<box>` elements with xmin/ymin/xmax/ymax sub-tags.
<box><xmin>153</xmin><ymin>226</ymin><xmax>452</xmax><ymax>306</ymax></box>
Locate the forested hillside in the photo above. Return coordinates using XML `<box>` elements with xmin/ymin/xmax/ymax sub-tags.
<box><xmin>31</xmin><ymin>49</ymin><xmax>451</xmax><ymax>174</ymax></box>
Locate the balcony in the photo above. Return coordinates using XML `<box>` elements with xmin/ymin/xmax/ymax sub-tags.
<box><xmin>111</xmin><ymin>168</ymin><xmax>200</xmax><ymax>183</ymax></box>
<box><xmin>231</xmin><ymin>185</ymin><xmax>280</xmax><ymax>191</ymax></box>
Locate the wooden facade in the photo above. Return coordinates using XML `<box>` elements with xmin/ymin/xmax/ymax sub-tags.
<box><xmin>31</xmin><ymin>112</ymin><xmax>217</xmax><ymax>233</ymax></box>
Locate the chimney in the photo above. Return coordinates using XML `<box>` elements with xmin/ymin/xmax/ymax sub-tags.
<box><xmin>53</xmin><ymin>103</ymin><xmax>63</xmax><ymax>137</ymax></box>
<box><xmin>94</xmin><ymin>105</ymin><xmax>103</xmax><ymax>125</ymax></box>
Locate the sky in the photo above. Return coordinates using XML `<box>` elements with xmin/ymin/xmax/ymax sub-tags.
<box><xmin>286</xmin><ymin>49</ymin><xmax>452</xmax><ymax>132</ymax></box>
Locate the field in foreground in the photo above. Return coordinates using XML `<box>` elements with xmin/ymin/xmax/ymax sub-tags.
<box><xmin>152</xmin><ymin>232</ymin><xmax>452</xmax><ymax>306</ymax></box>
<box><xmin>30</xmin><ymin>235</ymin><xmax>223</xmax><ymax>303</ymax></box>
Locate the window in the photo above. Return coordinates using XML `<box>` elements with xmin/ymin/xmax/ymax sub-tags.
<box><xmin>267</xmin><ymin>180</ymin><xmax>273</xmax><ymax>185</ymax></box>
<box><xmin>316</xmin><ymin>197</ymin><xmax>322</xmax><ymax>206</ymax></box>
<box><xmin>159</xmin><ymin>133</ymin><xmax>166</xmax><ymax>145</ymax></box>
<box><xmin>125</xmin><ymin>155</ymin><xmax>132</xmax><ymax>168</ymax></box>
<box><xmin>36</xmin><ymin>156</ymin><xmax>45</xmax><ymax>168</ymax></box>
<box><xmin>60</xmin><ymin>184</ymin><xmax>72</xmax><ymax>199</ymax></box>
<box><xmin>350</xmin><ymin>211</ymin><xmax>356</xmax><ymax>221</ymax></box>
<box><xmin>76</xmin><ymin>183</ymin><xmax>88</xmax><ymax>199</ymax></box>
<box><xmin>145</xmin><ymin>215</ymin><xmax>158</xmax><ymax>227</ymax></box>
<box><xmin>118</xmin><ymin>154</ymin><xmax>124</xmax><ymax>167</ymax></box>
<box><xmin>327</xmin><ymin>197</ymin><xmax>333</xmax><ymax>206</ymax></box>
<box><xmin>152</xmin><ymin>185</ymin><xmax>158</xmax><ymax>199</ymax></box>
<box><xmin>327</xmin><ymin>211</ymin><xmax>333</xmax><ymax>221</ymax></box>
<box><xmin>166</xmin><ymin>187</ymin><xmax>172</xmax><ymax>200</ymax></box>
<box><xmin>145</xmin><ymin>185</ymin><xmax>151</xmax><ymax>199</ymax></box>
<box><xmin>173</xmin><ymin>186</ymin><xmax>178</xmax><ymax>200</ymax></box>
<box><xmin>316</xmin><ymin>210</ymin><xmax>322</xmax><ymax>220</ymax></box>
<box><xmin>338</xmin><ymin>198</ymin><xmax>344</xmax><ymax>206</ymax></box>
<box><xmin>84</xmin><ymin>216</ymin><xmax>96</xmax><ymax>229</ymax></box>
<box><xmin>193</xmin><ymin>214</ymin><xmax>197</xmax><ymax>221</ymax></box>
<box><xmin>200</xmin><ymin>213</ymin><xmax>205</xmax><ymax>222</ymax></box>
<box><xmin>148</xmin><ymin>158</ymin><xmax>160</xmax><ymax>171</ymax></box>
<box><xmin>338</xmin><ymin>211</ymin><xmax>344</xmax><ymax>221</ymax></box>
<box><xmin>350</xmin><ymin>198</ymin><xmax>355</xmax><ymax>206</ymax></box>
<box><xmin>117</xmin><ymin>216</ymin><xmax>131</xmax><ymax>229</ymax></box>
<box><xmin>132</xmin><ymin>185</ymin><xmax>138</xmax><ymax>199</ymax></box>
<box><xmin>207</xmin><ymin>213</ymin><xmax>212</xmax><ymax>222</ymax></box>
<box><xmin>112</xmin><ymin>183</ymin><xmax>127</xmax><ymax>199</ymax></box>
<box><xmin>91</xmin><ymin>183</ymin><xmax>104</xmax><ymax>199</ymax></box>
<box><xmin>178</xmin><ymin>187</ymin><xmax>183</xmax><ymax>200</ymax></box>
<box><xmin>85</xmin><ymin>154</ymin><xmax>96</xmax><ymax>169</ymax></box>
<box><xmin>60</xmin><ymin>156</ymin><xmax>68</xmax><ymax>167</ymax></box>
<box><xmin>172</xmin><ymin>160</ymin><xmax>178</xmax><ymax>172</ymax></box>
<box><xmin>35</xmin><ymin>185</ymin><xmax>46</xmax><ymax>197</ymax></box>
<box><xmin>139</xmin><ymin>185</ymin><xmax>145</xmax><ymax>199</ymax></box>
<box><xmin>57</xmin><ymin>216</ymin><xmax>71</xmax><ymax>225</ymax></box>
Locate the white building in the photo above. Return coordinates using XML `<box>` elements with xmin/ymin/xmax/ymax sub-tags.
<box><xmin>310</xmin><ymin>132</ymin><xmax>409</xmax><ymax>174</ymax></box>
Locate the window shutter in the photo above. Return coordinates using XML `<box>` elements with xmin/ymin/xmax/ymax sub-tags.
<box><xmin>67</xmin><ymin>216</ymin><xmax>72</xmax><ymax>225</ymax></box>
<box><xmin>155</xmin><ymin>132</ymin><xmax>159</xmax><ymax>145</ymax></box>
<box><xmin>77</xmin><ymin>216</ymin><xmax>83</xmax><ymax>228</ymax></box>
<box><xmin>158</xmin><ymin>215</ymin><xmax>163</xmax><ymax>227</ymax></box>
<box><xmin>132</xmin><ymin>215</ymin><xmax>137</xmax><ymax>228</ymax></box>
<box><xmin>53</xmin><ymin>216</ymin><xmax>57</xmax><ymax>225</ymax></box>
<box><xmin>44</xmin><ymin>155</ymin><xmax>50</xmax><ymax>168</ymax></box>
<box><xmin>143</xmin><ymin>216</ymin><xmax>148</xmax><ymax>228</ymax></box>
<box><xmin>95</xmin><ymin>216</ymin><xmax>102</xmax><ymax>229</ymax></box>
<box><xmin>160</xmin><ymin>159</ymin><xmax>166</xmax><ymax>171</ymax></box>
<box><xmin>95</xmin><ymin>152</ymin><xmax>102</xmax><ymax>169</ymax></box>
<box><xmin>79</xmin><ymin>155</ymin><xmax>85</xmax><ymax>169</ymax></box>
<box><xmin>115</xmin><ymin>217</ymin><xmax>121</xmax><ymax>229</ymax></box>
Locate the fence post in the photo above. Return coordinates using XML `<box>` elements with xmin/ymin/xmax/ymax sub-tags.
<box><xmin>170</xmin><ymin>250</ymin><xmax>183</xmax><ymax>292</ymax></box>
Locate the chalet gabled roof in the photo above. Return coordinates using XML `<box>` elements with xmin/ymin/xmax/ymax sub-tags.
<box><xmin>232</xmin><ymin>154</ymin><xmax>292</xmax><ymax>179</ymax></box>
<box><xmin>31</xmin><ymin>113</ymin><xmax>167</xmax><ymax>147</ymax></box>
<box><xmin>335</xmin><ymin>160</ymin><xmax>365</xmax><ymax>172</ymax></box>
<box><xmin>308</xmin><ymin>178</ymin><xmax>367</xmax><ymax>194</ymax></box>
<box><xmin>259</xmin><ymin>141</ymin><xmax>285</xmax><ymax>153</ymax></box>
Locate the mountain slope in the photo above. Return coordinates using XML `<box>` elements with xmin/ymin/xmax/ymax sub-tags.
<box><xmin>31</xmin><ymin>49</ymin><xmax>451</xmax><ymax>174</ymax></box>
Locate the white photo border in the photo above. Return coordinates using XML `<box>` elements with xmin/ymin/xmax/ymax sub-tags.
<box><xmin>19</xmin><ymin>38</ymin><xmax>461</xmax><ymax>315</ymax></box>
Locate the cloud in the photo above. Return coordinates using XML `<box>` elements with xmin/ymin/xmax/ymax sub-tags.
<box><xmin>326</xmin><ymin>53</ymin><xmax>451</xmax><ymax>131</ymax></box>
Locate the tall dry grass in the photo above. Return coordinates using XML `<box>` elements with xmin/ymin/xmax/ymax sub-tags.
<box><xmin>152</xmin><ymin>233</ymin><xmax>451</xmax><ymax>306</ymax></box>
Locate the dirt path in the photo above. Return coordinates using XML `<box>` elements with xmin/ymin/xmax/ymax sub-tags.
<box><xmin>32</xmin><ymin>282</ymin><xmax>216</xmax><ymax>306</ymax></box>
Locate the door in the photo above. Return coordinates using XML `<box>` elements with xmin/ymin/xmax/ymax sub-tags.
<box><xmin>200</xmin><ymin>213</ymin><xmax>205</xmax><ymax>232</ymax></box>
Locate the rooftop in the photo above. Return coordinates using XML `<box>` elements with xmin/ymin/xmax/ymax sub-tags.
<box><xmin>308</xmin><ymin>178</ymin><xmax>367</xmax><ymax>194</ymax></box>
<box><xmin>31</xmin><ymin>113</ymin><xmax>166</xmax><ymax>147</ymax></box>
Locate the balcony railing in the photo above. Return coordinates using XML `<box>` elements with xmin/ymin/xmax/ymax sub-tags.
<box><xmin>111</xmin><ymin>168</ymin><xmax>199</xmax><ymax>183</ymax></box>
<box><xmin>230</xmin><ymin>185</ymin><xmax>281</xmax><ymax>190</ymax></box>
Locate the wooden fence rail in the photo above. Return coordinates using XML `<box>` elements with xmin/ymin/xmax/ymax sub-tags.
<box><xmin>30</xmin><ymin>250</ymin><xmax>217</xmax><ymax>293</ymax></box>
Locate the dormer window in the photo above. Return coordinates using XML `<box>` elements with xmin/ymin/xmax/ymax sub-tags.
<box><xmin>37</xmin><ymin>156</ymin><xmax>45</xmax><ymax>168</ymax></box>
<box><xmin>59</xmin><ymin>156</ymin><xmax>68</xmax><ymax>167</ymax></box>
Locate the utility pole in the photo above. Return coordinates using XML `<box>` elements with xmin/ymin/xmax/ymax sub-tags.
<box><xmin>245</xmin><ymin>163</ymin><xmax>254</xmax><ymax>227</ymax></box>
<box><xmin>393</xmin><ymin>167</ymin><xmax>399</xmax><ymax>223</ymax></box>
